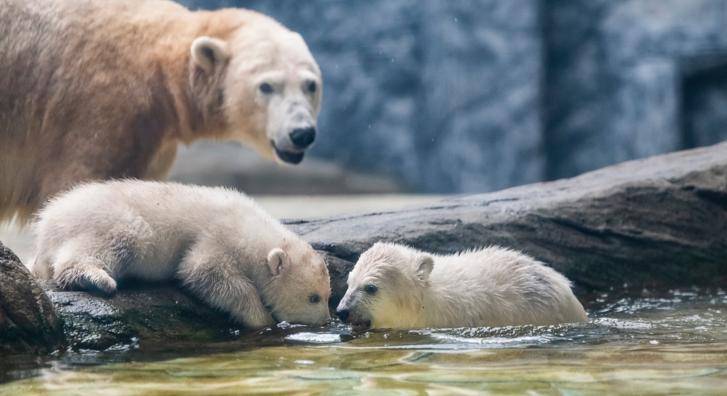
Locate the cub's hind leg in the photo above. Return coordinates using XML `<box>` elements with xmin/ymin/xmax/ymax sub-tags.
<box><xmin>54</xmin><ymin>256</ymin><xmax>118</xmax><ymax>295</ymax></box>
<box><xmin>49</xmin><ymin>239</ymin><xmax>119</xmax><ymax>295</ymax></box>
<box><xmin>40</xmin><ymin>219</ymin><xmax>145</xmax><ymax>294</ymax></box>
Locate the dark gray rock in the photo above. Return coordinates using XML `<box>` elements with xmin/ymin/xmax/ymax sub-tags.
<box><xmin>293</xmin><ymin>141</ymin><xmax>727</xmax><ymax>303</ymax></box>
<box><xmin>46</xmin><ymin>285</ymin><xmax>239</xmax><ymax>351</ymax></box>
<box><xmin>44</xmin><ymin>142</ymin><xmax>727</xmax><ymax>350</ymax></box>
<box><xmin>0</xmin><ymin>242</ymin><xmax>62</xmax><ymax>353</ymax></box>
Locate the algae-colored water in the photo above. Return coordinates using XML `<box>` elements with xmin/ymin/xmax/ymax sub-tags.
<box><xmin>2</xmin><ymin>289</ymin><xmax>726</xmax><ymax>395</ymax></box>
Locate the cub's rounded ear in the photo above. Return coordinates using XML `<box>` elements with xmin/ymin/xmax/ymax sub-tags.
<box><xmin>416</xmin><ymin>254</ymin><xmax>434</xmax><ymax>281</ymax></box>
<box><xmin>267</xmin><ymin>248</ymin><xmax>288</xmax><ymax>276</ymax></box>
<box><xmin>191</xmin><ymin>36</ymin><xmax>230</xmax><ymax>74</ymax></box>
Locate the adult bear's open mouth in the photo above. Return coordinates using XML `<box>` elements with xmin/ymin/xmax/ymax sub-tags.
<box><xmin>271</xmin><ymin>141</ymin><xmax>305</xmax><ymax>164</ymax></box>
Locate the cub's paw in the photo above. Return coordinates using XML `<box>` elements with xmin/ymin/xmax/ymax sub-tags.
<box><xmin>239</xmin><ymin>310</ymin><xmax>275</xmax><ymax>330</ymax></box>
<box><xmin>55</xmin><ymin>264</ymin><xmax>118</xmax><ymax>296</ymax></box>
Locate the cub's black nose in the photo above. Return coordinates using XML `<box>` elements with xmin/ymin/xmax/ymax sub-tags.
<box><xmin>289</xmin><ymin>127</ymin><xmax>316</xmax><ymax>148</ymax></box>
<box><xmin>336</xmin><ymin>308</ymin><xmax>350</xmax><ymax>322</ymax></box>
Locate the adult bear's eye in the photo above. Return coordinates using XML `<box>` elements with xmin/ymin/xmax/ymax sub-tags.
<box><xmin>364</xmin><ymin>284</ymin><xmax>378</xmax><ymax>295</ymax></box>
<box><xmin>308</xmin><ymin>293</ymin><xmax>321</xmax><ymax>304</ymax></box>
<box><xmin>259</xmin><ymin>82</ymin><xmax>274</xmax><ymax>94</ymax></box>
<box><xmin>306</xmin><ymin>80</ymin><xmax>317</xmax><ymax>94</ymax></box>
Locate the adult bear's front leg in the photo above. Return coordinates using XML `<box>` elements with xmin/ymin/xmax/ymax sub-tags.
<box><xmin>177</xmin><ymin>244</ymin><xmax>275</xmax><ymax>329</ymax></box>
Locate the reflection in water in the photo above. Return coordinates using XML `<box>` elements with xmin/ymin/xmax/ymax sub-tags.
<box><xmin>2</xmin><ymin>289</ymin><xmax>726</xmax><ymax>394</ymax></box>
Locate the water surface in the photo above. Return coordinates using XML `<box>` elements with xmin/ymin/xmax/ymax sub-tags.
<box><xmin>2</xmin><ymin>289</ymin><xmax>726</xmax><ymax>395</ymax></box>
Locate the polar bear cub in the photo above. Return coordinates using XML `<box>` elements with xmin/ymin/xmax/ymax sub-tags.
<box><xmin>336</xmin><ymin>243</ymin><xmax>587</xmax><ymax>331</ymax></box>
<box><xmin>32</xmin><ymin>180</ymin><xmax>330</xmax><ymax>329</ymax></box>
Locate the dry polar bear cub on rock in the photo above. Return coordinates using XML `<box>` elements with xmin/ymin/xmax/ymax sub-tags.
<box><xmin>0</xmin><ymin>0</ymin><xmax>322</xmax><ymax>223</ymax></box>
<box><xmin>336</xmin><ymin>243</ymin><xmax>587</xmax><ymax>331</ymax></box>
<box><xmin>32</xmin><ymin>181</ymin><xmax>331</xmax><ymax>329</ymax></box>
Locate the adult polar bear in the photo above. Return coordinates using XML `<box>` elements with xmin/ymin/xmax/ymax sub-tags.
<box><xmin>0</xmin><ymin>0</ymin><xmax>322</xmax><ymax>223</ymax></box>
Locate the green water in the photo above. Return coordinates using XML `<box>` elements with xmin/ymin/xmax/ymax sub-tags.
<box><xmin>2</xmin><ymin>289</ymin><xmax>726</xmax><ymax>395</ymax></box>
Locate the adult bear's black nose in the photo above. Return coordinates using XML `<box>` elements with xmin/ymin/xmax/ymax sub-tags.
<box><xmin>289</xmin><ymin>127</ymin><xmax>316</xmax><ymax>149</ymax></box>
<box><xmin>336</xmin><ymin>308</ymin><xmax>350</xmax><ymax>322</ymax></box>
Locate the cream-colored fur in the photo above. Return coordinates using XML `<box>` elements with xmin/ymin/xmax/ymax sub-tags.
<box><xmin>0</xmin><ymin>0</ymin><xmax>322</xmax><ymax>223</ymax></box>
<box><xmin>32</xmin><ymin>180</ymin><xmax>330</xmax><ymax>329</ymax></box>
<box><xmin>337</xmin><ymin>243</ymin><xmax>587</xmax><ymax>331</ymax></box>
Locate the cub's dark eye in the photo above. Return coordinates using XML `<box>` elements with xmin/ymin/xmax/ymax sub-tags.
<box><xmin>363</xmin><ymin>284</ymin><xmax>378</xmax><ymax>295</ymax></box>
<box><xmin>306</xmin><ymin>80</ymin><xmax>317</xmax><ymax>94</ymax></box>
<box><xmin>259</xmin><ymin>82</ymin><xmax>274</xmax><ymax>94</ymax></box>
<box><xmin>308</xmin><ymin>293</ymin><xmax>321</xmax><ymax>304</ymax></box>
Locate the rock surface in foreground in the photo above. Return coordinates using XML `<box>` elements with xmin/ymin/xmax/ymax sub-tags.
<box><xmin>0</xmin><ymin>242</ymin><xmax>62</xmax><ymax>353</ymax></box>
<box><xmin>46</xmin><ymin>285</ymin><xmax>239</xmax><ymax>351</ymax></box>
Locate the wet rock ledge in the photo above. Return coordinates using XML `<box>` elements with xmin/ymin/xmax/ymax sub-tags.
<box><xmin>305</xmin><ymin>141</ymin><xmax>727</xmax><ymax>304</ymax></box>
<box><xmin>2</xmin><ymin>142</ymin><xmax>727</xmax><ymax>352</ymax></box>
<box><xmin>0</xmin><ymin>242</ymin><xmax>62</xmax><ymax>353</ymax></box>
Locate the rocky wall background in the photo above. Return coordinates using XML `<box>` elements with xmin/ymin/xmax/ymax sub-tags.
<box><xmin>177</xmin><ymin>0</ymin><xmax>727</xmax><ymax>193</ymax></box>
<box><xmin>544</xmin><ymin>0</ymin><xmax>727</xmax><ymax>179</ymax></box>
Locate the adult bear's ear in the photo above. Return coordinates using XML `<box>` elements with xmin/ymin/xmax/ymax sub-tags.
<box><xmin>191</xmin><ymin>36</ymin><xmax>230</xmax><ymax>74</ymax></box>
<box><xmin>267</xmin><ymin>248</ymin><xmax>288</xmax><ymax>276</ymax></box>
<box><xmin>416</xmin><ymin>254</ymin><xmax>434</xmax><ymax>281</ymax></box>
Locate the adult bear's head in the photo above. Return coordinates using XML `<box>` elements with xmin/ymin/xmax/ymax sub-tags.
<box><xmin>189</xmin><ymin>10</ymin><xmax>322</xmax><ymax>165</ymax></box>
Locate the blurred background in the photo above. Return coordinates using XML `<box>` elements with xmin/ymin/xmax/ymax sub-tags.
<box><xmin>173</xmin><ymin>0</ymin><xmax>727</xmax><ymax>195</ymax></box>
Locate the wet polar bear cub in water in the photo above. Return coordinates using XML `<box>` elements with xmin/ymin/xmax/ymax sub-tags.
<box><xmin>32</xmin><ymin>181</ymin><xmax>330</xmax><ymax>329</ymax></box>
<box><xmin>336</xmin><ymin>243</ymin><xmax>587</xmax><ymax>331</ymax></box>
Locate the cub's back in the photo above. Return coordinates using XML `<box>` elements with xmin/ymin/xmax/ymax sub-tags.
<box><xmin>36</xmin><ymin>181</ymin><xmax>254</xmax><ymax>232</ymax></box>
<box><xmin>434</xmin><ymin>247</ymin><xmax>587</xmax><ymax>324</ymax></box>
